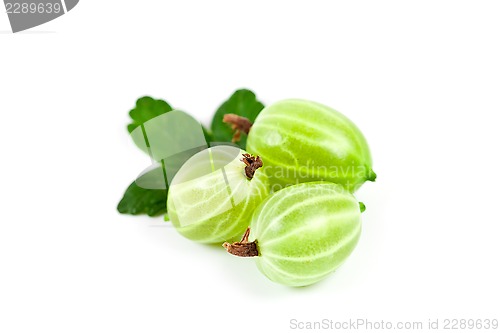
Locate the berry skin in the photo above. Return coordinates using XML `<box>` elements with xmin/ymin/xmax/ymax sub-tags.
<box><xmin>224</xmin><ymin>182</ymin><xmax>362</xmax><ymax>287</ymax></box>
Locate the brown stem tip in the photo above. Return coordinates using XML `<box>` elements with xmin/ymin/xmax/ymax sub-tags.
<box><xmin>222</xmin><ymin>114</ymin><xmax>253</xmax><ymax>143</ymax></box>
<box><xmin>223</xmin><ymin>228</ymin><xmax>259</xmax><ymax>257</ymax></box>
<box><xmin>241</xmin><ymin>153</ymin><xmax>263</xmax><ymax>179</ymax></box>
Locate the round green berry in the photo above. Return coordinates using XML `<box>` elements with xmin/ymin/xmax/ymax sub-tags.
<box><xmin>167</xmin><ymin>145</ymin><xmax>269</xmax><ymax>244</ymax></box>
<box><xmin>224</xmin><ymin>182</ymin><xmax>362</xmax><ymax>287</ymax></box>
<box><xmin>245</xmin><ymin>99</ymin><xmax>376</xmax><ymax>192</ymax></box>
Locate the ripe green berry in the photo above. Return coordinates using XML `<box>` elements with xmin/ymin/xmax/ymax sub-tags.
<box><xmin>167</xmin><ymin>146</ymin><xmax>269</xmax><ymax>244</ymax></box>
<box><xmin>237</xmin><ymin>99</ymin><xmax>376</xmax><ymax>192</ymax></box>
<box><xmin>224</xmin><ymin>182</ymin><xmax>362</xmax><ymax>287</ymax></box>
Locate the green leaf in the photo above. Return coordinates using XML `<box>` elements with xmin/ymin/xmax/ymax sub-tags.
<box><xmin>127</xmin><ymin>96</ymin><xmax>173</xmax><ymax>133</ymax></box>
<box><xmin>128</xmin><ymin>96</ymin><xmax>213</xmax><ymax>155</ymax></box>
<box><xmin>120</xmin><ymin>90</ymin><xmax>263</xmax><ymax>218</ymax></box>
<box><xmin>210</xmin><ymin>89</ymin><xmax>265</xmax><ymax>149</ymax></box>
<box><xmin>202</xmin><ymin>127</ymin><xmax>213</xmax><ymax>146</ymax></box>
<box><xmin>117</xmin><ymin>181</ymin><xmax>167</xmax><ymax>217</ymax></box>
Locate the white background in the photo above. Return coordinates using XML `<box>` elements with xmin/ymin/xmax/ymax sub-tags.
<box><xmin>1</xmin><ymin>1</ymin><xmax>499</xmax><ymax>332</ymax></box>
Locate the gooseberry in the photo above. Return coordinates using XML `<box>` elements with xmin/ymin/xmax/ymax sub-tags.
<box><xmin>167</xmin><ymin>145</ymin><xmax>269</xmax><ymax>243</ymax></box>
<box><xmin>223</xmin><ymin>182</ymin><xmax>362</xmax><ymax>287</ymax></box>
<box><xmin>226</xmin><ymin>99</ymin><xmax>376</xmax><ymax>192</ymax></box>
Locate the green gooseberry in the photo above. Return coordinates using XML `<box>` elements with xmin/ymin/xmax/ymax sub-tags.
<box><xmin>227</xmin><ymin>99</ymin><xmax>376</xmax><ymax>192</ymax></box>
<box><xmin>224</xmin><ymin>182</ymin><xmax>363</xmax><ymax>287</ymax></box>
<box><xmin>167</xmin><ymin>145</ymin><xmax>269</xmax><ymax>244</ymax></box>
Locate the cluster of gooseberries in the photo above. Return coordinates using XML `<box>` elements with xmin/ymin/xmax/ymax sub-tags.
<box><xmin>167</xmin><ymin>99</ymin><xmax>375</xmax><ymax>287</ymax></box>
